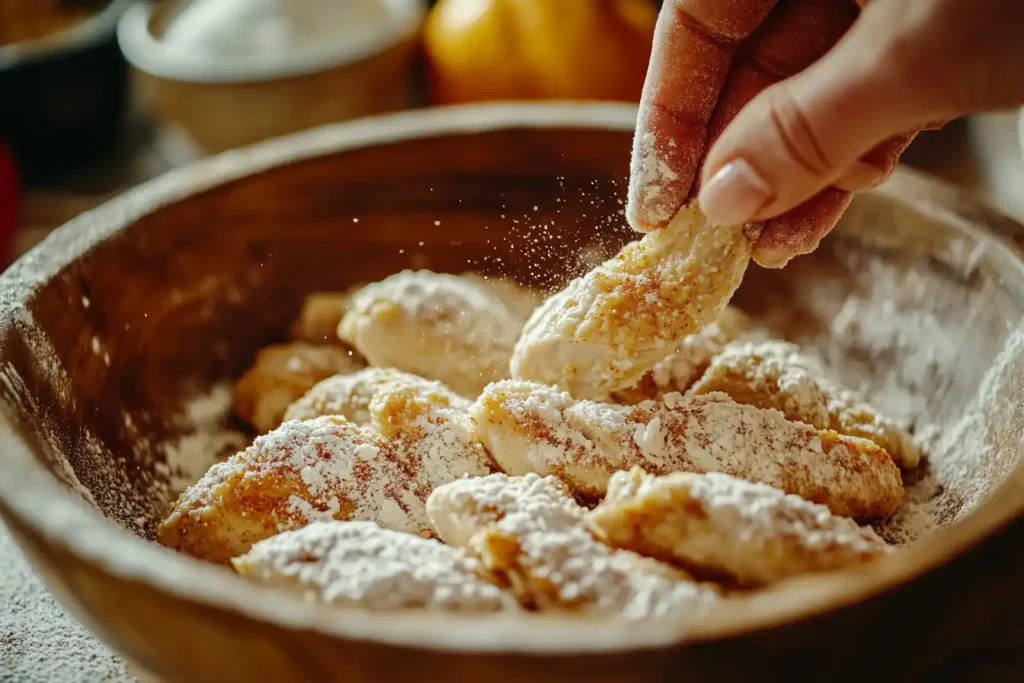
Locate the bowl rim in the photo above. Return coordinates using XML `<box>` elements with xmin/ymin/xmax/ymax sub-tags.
<box><xmin>0</xmin><ymin>102</ymin><xmax>1022</xmax><ymax>654</ymax></box>
<box><xmin>116</xmin><ymin>0</ymin><xmax>425</xmax><ymax>84</ymax></box>
<box><xmin>0</xmin><ymin>0</ymin><xmax>134</xmax><ymax>70</ymax></box>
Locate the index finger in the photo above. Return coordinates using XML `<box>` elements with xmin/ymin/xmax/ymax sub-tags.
<box><xmin>627</xmin><ymin>0</ymin><xmax>779</xmax><ymax>232</ymax></box>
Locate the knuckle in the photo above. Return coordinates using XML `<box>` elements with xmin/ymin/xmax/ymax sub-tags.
<box><xmin>766</xmin><ymin>89</ymin><xmax>836</xmax><ymax>180</ymax></box>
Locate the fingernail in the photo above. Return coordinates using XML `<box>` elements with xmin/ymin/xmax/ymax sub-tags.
<box><xmin>698</xmin><ymin>159</ymin><xmax>772</xmax><ymax>225</ymax></box>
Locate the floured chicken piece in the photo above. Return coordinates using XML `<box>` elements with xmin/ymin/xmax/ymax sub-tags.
<box><xmin>284</xmin><ymin>367</ymin><xmax>466</xmax><ymax>426</ymax></box>
<box><xmin>690</xmin><ymin>340</ymin><xmax>921</xmax><ymax>469</ymax></box>
<box><xmin>232</xmin><ymin>521</ymin><xmax>517</xmax><ymax>612</ymax></box>
<box><xmin>339</xmin><ymin>270</ymin><xmax>524</xmax><ymax>397</ymax></box>
<box><xmin>459</xmin><ymin>271</ymin><xmax>543</xmax><ymax>321</ymax></box>
<box><xmin>160</xmin><ymin>378</ymin><xmax>491</xmax><ymax>563</ymax></box>
<box><xmin>233</xmin><ymin>343</ymin><xmax>365</xmax><ymax>434</ymax></box>
<box><xmin>427</xmin><ymin>473</ymin><xmax>717</xmax><ymax>619</ymax></box>
<box><xmin>589</xmin><ymin>468</ymin><xmax>891</xmax><ymax>587</ymax></box>
<box><xmin>472</xmin><ymin>380</ymin><xmax>903</xmax><ymax>520</ymax></box>
<box><xmin>510</xmin><ymin>204</ymin><xmax>759</xmax><ymax>399</ymax></box>
<box><xmin>288</xmin><ymin>288</ymin><xmax>364</xmax><ymax>345</ymax></box>
<box><xmin>611</xmin><ymin>306</ymin><xmax>759</xmax><ymax>404</ymax></box>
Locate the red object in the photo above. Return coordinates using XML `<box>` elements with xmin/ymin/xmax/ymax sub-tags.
<box><xmin>0</xmin><ymin>140</ymin><xmax>18</xmax><ymax>268</ymax></box>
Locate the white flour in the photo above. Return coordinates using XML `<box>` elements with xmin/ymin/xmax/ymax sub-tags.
<box><xmin>878</xmin><ymin>321</ymin><xmax>1024</xmax><ymax>545</ymax></box>
<box><xmin>0</xmin><ymin>525</ymin><xmax>133</xmax><ymax>682</ymax></box>
<box><xmin>157</xmin><ymin>383</ymin><xmax>248</xmax><ymax>497</ymax></box>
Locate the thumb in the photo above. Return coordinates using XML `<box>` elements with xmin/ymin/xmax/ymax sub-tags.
<box><xmin>696</xmin><ymin>0</ymin><xmax>957</xmax><ymax>227</ymax></box>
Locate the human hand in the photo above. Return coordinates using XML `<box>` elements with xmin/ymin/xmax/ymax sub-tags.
<box><xmin>627</xmin><ymin>0</ymin><xmax>1024</xmax><ymax>267</ymax></box>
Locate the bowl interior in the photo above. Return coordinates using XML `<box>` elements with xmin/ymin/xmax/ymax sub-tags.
<box><xmin>0</xmin><ymin>106</ymin><xmax>1022</xmax><ymax>647</ymax></box>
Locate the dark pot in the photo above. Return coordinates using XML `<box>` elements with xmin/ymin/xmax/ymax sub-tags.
<box><xmin>0</xmin><ymin>0</ymin><xmax>132</xmax><ymax>185</ymax></box>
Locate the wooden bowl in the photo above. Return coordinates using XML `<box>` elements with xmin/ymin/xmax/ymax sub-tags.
<box><xmin>0</xmin><ymin>104</ymin><xmax>1022</xmax><ymax>683</ymax></box>
<box><xmin>116</xmin><ymin>0</ymin><xmax>424</xmax><ymax>153</ymax></box>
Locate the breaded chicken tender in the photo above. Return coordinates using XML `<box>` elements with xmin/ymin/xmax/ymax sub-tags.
<box><xmin>339</xmin><ymin>270</ymin><xmax>525</xmax><ymax>397</ymax></box>
<box><xmin>511</xmin><ymin>204</ymin><xmax>759</xmax><ymax>399</ymax></box>
<box><xmin>232</xmin><ymin>343</ymin><xmax>365</xmax><ymax>434</ymax></box>
<box><xmin>427</xmin><ymin>473</ymin><xmax>717</xmax><ymax>619</ymax></box>
<box><xmin>160</xmin><ymin>379</ymin><xmax>491</xmax><ymax>563</ymax></box>
<box><xmin>589</xmin><ymin>468</ymin><xmax>891</xmax><ymax>587</ymax></box>
<box><xmin>284</xmin><ymin>367</ymin><xmax>467</xmax><ymax>426</ymax></box>
<box><xmin>690</xmin><ymin>340</ymin><xmax>921</xmax><ymax>469</ymax></box>
<box><xmin>233</xmin><ymin>521</ymin><xmax>517</xmax><ymax>612</ymax></box>
<box><xmin>472</xmin><ymin>380</ymin><xmax>902</xmax><ymax>520</ymax></box>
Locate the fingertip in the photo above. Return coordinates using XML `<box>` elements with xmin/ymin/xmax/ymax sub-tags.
<box><xmin>625</xmin><ymin>193</ymin><xmax>671</xmax><ymax>232</ymax></box>
<box><xmin>627</xmin><ymin>122</ymin><xmax>694</xmax><ymax>232</ymax></box>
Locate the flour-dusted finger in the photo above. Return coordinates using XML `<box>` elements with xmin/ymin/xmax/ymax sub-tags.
<box><xmin>628</xmin><ymin>0</ymin><xmax>779</xmax><ymax>232</ymax></box>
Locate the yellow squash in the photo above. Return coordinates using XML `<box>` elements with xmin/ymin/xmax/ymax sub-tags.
<box><xmin>423</xmin><ymin>0</ymin><xmax>657</xmax><ymax>104</ymax></box>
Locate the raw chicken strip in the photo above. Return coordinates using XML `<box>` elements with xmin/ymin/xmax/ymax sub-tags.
<box><xmin>232</xmin><ymin>342</ymin><xmax>365</xmax><ymax>434</ymax></box>
<box><xmin>690</xmin><ymin>340</ymin><xmax>921</xmax><ymax>469</ymax></box>
<box><xmin>471</xmin><ymin>380</ymin><xmax>903</xmax><ymax>520</ymax></box>
<box><xmin>284</xmin><ymin>367</ymin><xmax>467</xmax><ymax>426</ymax></box>
<box><xmin>589</xmin><ymin>468</ymin><xmax>891</xmax><ymax>587</ymax></box>
<box><xmin>160</xmin><ymin>375</ymin><xmax>491</xmax><ymax>563</ymax></box>
<box><xmin>339</xmin><ymin>270</ymin><xmax>524</xmax><ymax>397</ymax></box>
<box><xmin>511</xmin><ymin>204</ymin><xmax>759</xmax><ymax>399</ymax></box>
<box><xmin>233</xmin><ymin>521</ymin><xmax>517</xmax><ymax>612</ymax></box>
<box><xmin>427</xmin><ymin>473</ymin><xmax>717</xmax><ymax>619</ymax></box>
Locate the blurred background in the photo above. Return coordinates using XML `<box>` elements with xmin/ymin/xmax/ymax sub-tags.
<box><xmin>2</xmin><ymin>0</ymin><xmax>1023</xmax><ymax>269</ymax></box>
